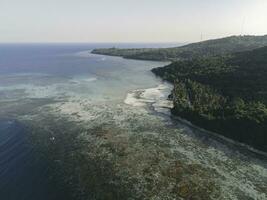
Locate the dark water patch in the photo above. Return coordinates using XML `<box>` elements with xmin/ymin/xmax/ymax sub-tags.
<box><xmin>0</xmin><ymin>119</ymin><xmax>70</xmax><ymax>200</ymax></box>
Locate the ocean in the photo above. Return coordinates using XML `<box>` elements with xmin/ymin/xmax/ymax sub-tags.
<box><xmin>0</xmin><ymin>44</ymin><xmax>266</xmax><ymax>200</ymax></box>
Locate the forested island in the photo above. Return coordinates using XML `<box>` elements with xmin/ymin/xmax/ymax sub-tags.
<box><xmin>152</xmin><ymin>47</ymin><xmax>267</xmax><ymax>152</ymax></box>
<box><xmin>92</xmin><ymin>35</ymin><xmax>267</xmax><ymax>152</ymax></box>
<box><xmin>92</xmin><ymin>35</ymin><xmax>267</xmax><ymax>61</ymax></box>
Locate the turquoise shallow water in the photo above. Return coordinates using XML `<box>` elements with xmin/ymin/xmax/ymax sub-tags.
<box><xmin>0</xmin><ymin>44</ymin><xmax>266</xmax><ymax>200</ymax></box>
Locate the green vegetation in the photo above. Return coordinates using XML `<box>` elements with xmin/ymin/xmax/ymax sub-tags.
<box><xmin>91</xmin><ymin>47</ymin><xmax>155</xmax><ymax>59</ymax></box>
<box><xmin>152</xmin><ymin>47</ymin><xmax>267</xmax><ymax>151</ymax></box>
<box><xmin>93</xmin><ymin>35</ymin><xmax>267</xmax><ymax>151</ymax></box>
<box><xmin>92</xmin><ymin>35</ymin><xmax>267</xmax><ymax>61</ymax></box>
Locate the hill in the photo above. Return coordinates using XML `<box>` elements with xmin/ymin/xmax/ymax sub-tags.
<box><xmin>92</xmin><ymin>35</ymin><xmax>267</xmax><ymax>61</ymax></box>
<box><xmin>152</xmin><ymin>46</ymin><xmax>267</xmax><ymax>152</ymax></box>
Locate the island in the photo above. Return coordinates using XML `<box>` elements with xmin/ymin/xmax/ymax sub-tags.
<box><xmin>92</xmin><ymin>35</ymin><xmax>267</xmax><ymax>61</ymax></box>
<box><xmin>92</xmin><ymin>35</ymin><xmax>267</xmax><ymax>152</ymax></box>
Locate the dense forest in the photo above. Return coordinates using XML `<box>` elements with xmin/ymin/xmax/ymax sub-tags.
<box><xmin>92</xmin><ymin>35</ymin><xmax>267</xmax><ymax>61</ymax></box>
<box><xmin>152</xmin><ymin>47</ymin><xmax>267</xmax><ymax>152</ymax></box>
<box><xmin>92</xmin><ymin>35</ymin><xmax>267</xmax><ymax>152</ymax></box>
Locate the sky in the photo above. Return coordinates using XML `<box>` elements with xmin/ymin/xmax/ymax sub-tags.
<box><xmin>0</xmin><ymin>0</ymin><xmax>267</xmax><ymax>43</ymax></box>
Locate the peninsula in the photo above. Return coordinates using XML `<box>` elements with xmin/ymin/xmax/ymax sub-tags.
<box><xmin>92</xmin><ymin>35</ymin><xmax>267</xmax><ymax>152</ymax></box>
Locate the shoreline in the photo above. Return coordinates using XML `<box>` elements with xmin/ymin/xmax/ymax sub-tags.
<box><xmin>91</xmin><ymin>50</ymin><xmax>267</xmax><ymax>158</ymax></box>
<box><xmin>91</xmin><ymin>50</ymin><xmax>171</xmax><ymax>62</ymax></box>
<box><xmin>170</xmin><ymin>115</ymin><xmax>267</xmax><ymax>159</ymax></box>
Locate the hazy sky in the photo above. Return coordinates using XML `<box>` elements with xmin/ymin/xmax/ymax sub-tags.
<box><xmin>1</xmin><ymin>0</ymin><xmax>267</xmax><ymax>43</ymax></box>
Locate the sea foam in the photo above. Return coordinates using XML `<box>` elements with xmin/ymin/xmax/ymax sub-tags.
<box><xmin>124</xmin><ymin>83</ymin><xmax>173</xmax><ymax>114</ymax></box>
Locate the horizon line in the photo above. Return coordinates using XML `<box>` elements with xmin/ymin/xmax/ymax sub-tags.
<box><xmin>1</xmin><ymin>34</ymin><xmax>266</xmax><ymax>45</ymax></box>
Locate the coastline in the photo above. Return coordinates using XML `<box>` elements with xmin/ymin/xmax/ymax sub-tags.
<box><xmin>91</xmin><ymin>50</ymin><xmax>267</xmax><ymax>157</ymax></box>
<box><xmin>1</xmin><ymin>44</ymin><xmax>267</xmax><ymax>200</ymax></box>
<box><xmin>91</xmin><ymin>50</ymin><xmax>170</xmax><ymax>62</ymax></box>
<box><xmin>170</xmin><ymin>115</ymin><xmax>267</xmax><ymax>159</ymax></box>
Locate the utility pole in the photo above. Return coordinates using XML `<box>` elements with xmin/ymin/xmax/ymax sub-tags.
<box><xmin>241</xmin><ymin>17</ymin><xmax>246</xmax><ymax>36</ymax></box>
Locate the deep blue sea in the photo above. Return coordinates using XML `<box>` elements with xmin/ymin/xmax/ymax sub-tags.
<box><xmin>0</xmin><ymin>120</ymin><xmax>54</xmax><ymax>200</ymax></box>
